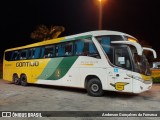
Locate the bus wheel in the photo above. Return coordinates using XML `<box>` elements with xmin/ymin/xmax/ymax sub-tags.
<box><xmin>13</xmin><ymin>74</ymin><xmax>20</xmax><ymax>85</ymax></box>
<box><xmin>20</xmin><ymin>74</ymin><xmax>28</xmax><ymax>86</ymax></box>
<box><xmin>86</xmin><ymin>78</ymin><xmax>104</xmax><ymax>97</ymax></box>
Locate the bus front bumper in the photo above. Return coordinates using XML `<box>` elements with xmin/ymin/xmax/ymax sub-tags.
<box><xmin>132</xmin><ymin>79</ymin><xmax>152</xmax><ymax>93</ymax></box>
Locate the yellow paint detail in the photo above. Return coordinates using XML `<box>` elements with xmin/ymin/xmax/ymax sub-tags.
<box><xmin>5</xmin><ymin>37</ymin><xmax>65</xmax><ymax>52</ymax></box>
<box><xmin>115</xmin><ymin>82</ymin><xmax>129</xmax><ymax>91</ymax></box>
<box><xmin>3</xmin><ymin>59</ymin><xmax>50</xmax><ymax>83</ymax></box>
<box><xmin>80</xmin><ymin>64</ymin><xmax>94</xmax><ymax>66</ymax></box>
<box><xmin>140</xmin><ymin>74</ymin><xmax>152</xmax><ymax>81</ymax></box>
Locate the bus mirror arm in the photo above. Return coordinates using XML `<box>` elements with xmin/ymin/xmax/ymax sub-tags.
<box><xmin>143</xmin><ymin>47</ymin><xmax>157</xmax><ymax>59</ymax></box>
<box><xmin>111</xmin><ymin>41</ymin><xmax>143</xmax><ymax>56</ymax></box>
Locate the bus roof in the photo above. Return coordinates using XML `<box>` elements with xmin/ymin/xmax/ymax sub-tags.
<box><xmin>5</xmin><ymin>30</ymin><xmax>137</xmax><ymax>52</ymax></box>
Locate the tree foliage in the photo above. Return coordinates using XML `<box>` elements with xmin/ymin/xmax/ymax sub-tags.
<box><xmin>30</xmin><ymin>25</ymin><xmax>65</xmax><ymax>41</ymax></box>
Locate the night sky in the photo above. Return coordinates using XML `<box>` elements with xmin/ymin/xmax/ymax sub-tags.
<box><xmin>0</xmin><ymin>0</ymin><xmax>160</xmax><ymax>59</ymax></box>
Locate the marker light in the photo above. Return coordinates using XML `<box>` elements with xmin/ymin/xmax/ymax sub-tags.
<box><xmin>128</xmin><ymin>37</ymin><xmax>138</xmax><ymax>42</ymax></box>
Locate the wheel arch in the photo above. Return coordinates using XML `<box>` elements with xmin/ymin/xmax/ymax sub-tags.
<box><xmin>13</xmin><ymin>73</ymin><xmax>19</xmax><ymax>77</ymax></box>
<box><xmin>20</xmin><ymin>73</ymin><xmax>26</xmax><ymax>77</ymax></box>
<box><xmin>12</xmin><ymin>73</ymin><xmax>19</xmax><ymax>81</ymax></box>
<box><xmin>84</xmin><ymin>75</ymin><xmax>102</xmax><ymax>89</ymax></box>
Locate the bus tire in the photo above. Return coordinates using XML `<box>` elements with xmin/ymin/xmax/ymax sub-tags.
<box><xmin>86</xmin><ymin>78</ymin><xmax>104</xmax><ymax>97</ymax></box>
<box><xmin>13</xmin><ymin>74</ymin><xmax>20</xmax><ymax>85</ymax></box>
<box><xmin>20</xmin><ymin>74</ymin><xmax>28</xmax><ymax>86</ymax></box>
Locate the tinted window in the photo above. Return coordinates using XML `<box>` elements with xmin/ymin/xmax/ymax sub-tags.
<box><xmin>74</xmin><ymin>38</ymin><xmax>100</xmax><ymax>58</ymax></box>
<box><xmin>20</xmin><ymin>50</ymin><xmax>28</xmax><ymax>60</ymax></box>
<box><xmin>44</xmin><ymin>45</ymin><xmax>55</xmax><ymax>58</ymax></box>
<box><xmin>12</xmin><ymin>51</ymin><xmax>20</xmax><ymax>60</ymax></box>
<box><xmin>96</xmin><ymin>35</ymin><xmax>123</xmax><ymax>42</ymax></box>
<box><xmin>28</xmin><ymin>48</ymin><xmax>34</xmax><ymax>59</ymax></box>
<box><xmin>28</xmin><ymin>47</ymin><xmax>41</xmax><ymax>59</ymax></box>
<box><xmin>114</xmin><ymin>47</ymin><xmax>132</xmax><ymax>70</ymax></box>
<box><xmin>97</xmin><ymin>36</ymin><xmax>113</xmax><ymax>62</ymax></box>
<box><xmin>4</xmin><ymin>37</ymin><xmax>100</xmax><ymax>60</ymax></box>
<box><xmin>74</xmin><ymin>40</ymin><xmax>84</xmax><ymax>55</ymax></box>
<box><xmin>56</xmin><ymin>43</ymin><xmax>65</xmax><ymax>57</ymax></box>
<box><xmin>96</xmin><ymin>36</ymin><xmax>132</xmax><ymax>70</ymax></box>
<box><xmin>5</xmin><ymin>51</ymin><xmax>12</xmax><ymax>61</ymax></box>
<box><xmin>55</xmin><ymin>42</ymin><xmax>73</xmax><ymax>57</ymax></box>
<box><xmin>65</xmin><ymin>42</ymin><xmax>73</xmax><ymax>56</ymax></box>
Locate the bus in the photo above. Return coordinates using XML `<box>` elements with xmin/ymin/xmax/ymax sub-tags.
<box><xmin>3</xmin><ymin>30</ymin><xmax>157</xmax><ymax>96</ymax></box>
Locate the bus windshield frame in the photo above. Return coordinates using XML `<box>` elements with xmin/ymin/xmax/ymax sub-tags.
<box><xmin>95</xmin><ymin>35</ymin><xmax>151</xmax><ymax>76</ymax></box>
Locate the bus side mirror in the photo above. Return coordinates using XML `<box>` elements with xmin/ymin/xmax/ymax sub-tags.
<box><xmin>111</xmin><ymin>41</ymin><xmax>143</xmax><ymax>56</ymax></box>
<box><xmin>143</xmin><ymin>47</ymin><xmax>157</xmax><ymax>59</ymax></box>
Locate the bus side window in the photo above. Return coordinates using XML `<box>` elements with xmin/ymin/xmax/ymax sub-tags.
<box><xmin>74</xmin><ymin>38</ymin><xmax>99</xmax><ymax>58</ymax></box>
<box><xmin>74</xmin><ymin>40</ymin><xmax>84</xmax><ymax>55</ymax></box>
<box><xmin>97</xmin><ymin>36</ymin><xmax>113</xmax><ymax>61</ymax></box>
<box><xmin>41</xmin><ymin>47</ymin><xmax>45</xmax><ymax>58</ymax></box>
<box><xmin>10</xmin><ymin>51</ymin><xmax>15</xmax><ymax>60</ymax></box>
<box><xmin>34</xmin><ymin>47</ymin><xmax>41</xmax><ymax>59</ymax></box>
<box><xmin>28</xmin><ymin>49</ymin><xmax>33</xmax><ymax>59</ymax></box>
<box><xmin>56</xmin><ymin>44</ymin><xmax>65</xmax><ymax>57</ymax></box>
<box><xmin>83</xmin><ymin>39</ymin><xmax>89</xmax><ymax>55</ymax></box>
<box><xmin>12</xmin><ymin>51</ymin><xmax>19</xmax><ymax>60</ymax></box>
<box><xmin>20</xmin><ymin>50</ymin><xmax>27</xmax><ymax>60</ymax></box>
<box><xmin>44</xmin><ymin>45</ymin><xmax>55</xmax><ymax>58</ymax></box>
<box><xmin>28</xmin><ymin>48</ymin><xmax>35</xmax><ymax>59</ymax></box>
<box><xmin>65</xmin><ymin>42</ymin><xmax>73</xmax><ymax>56</ymax></box>
<box><xmin>83</xmin><ymin>38</ymin><xmax>100</xmax><ymax>58</ymax></box>
<box><xmin>101</xmin><ymin>37</ymin><xmax>110</xmax><ymax>53</ymax></box>
<box><xmin>89</xmin><ymin>40</ymin><xmax>99</xmax><ymax>56</ymax></box>
<box><xmin>4</xmin><ymin>51</ymin><xmax>12</xmax><ymax>61</ymax></box>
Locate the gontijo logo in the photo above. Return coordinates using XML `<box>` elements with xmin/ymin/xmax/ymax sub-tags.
<box><xmin>110</xmin><ymin>82</ymin><xmax>129</xmax><ymax>91</ymax></box>
<box><xmin>16</xmin><ymin>61</ymin><xmax>39</xmax><ymax>67</ymax></box>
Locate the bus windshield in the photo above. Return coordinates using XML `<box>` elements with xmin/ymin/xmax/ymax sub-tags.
<box><xmin>95</xmin><ymin>35</ymin><xmax>151</xmax><ymax>75</ymax></box>
<box><xmin>131</xmin><ymin>48</ymin><xmax>151</xmax><ymax>75</ymax></box>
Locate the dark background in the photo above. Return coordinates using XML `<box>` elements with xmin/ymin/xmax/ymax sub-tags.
<box><xmin>0</xmin><ymin>0</ymin><xmax>160</xmax><ymax>59</ymax></box>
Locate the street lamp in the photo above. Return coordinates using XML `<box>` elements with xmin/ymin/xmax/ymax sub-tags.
<box><xmin>98</xmin><ymin>0</ymin><xmax>103</xmax><ymax>30</ymax></box>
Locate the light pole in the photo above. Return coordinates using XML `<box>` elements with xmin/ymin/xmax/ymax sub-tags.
<box><xmin>98</xmin><ymin>0</ymin><xmax>103</xmax><ymax>30</ymax></box>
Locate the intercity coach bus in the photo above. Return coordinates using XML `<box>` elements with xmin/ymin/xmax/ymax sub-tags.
<box><xmin>3</xmin><ymin>30</ymin><xmax>157</xmax><ymax>96</ymax></box>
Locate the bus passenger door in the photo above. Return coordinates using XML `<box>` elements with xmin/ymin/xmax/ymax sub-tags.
<box><xmin>108</xmin><ymin>46</ymin><xmax>133</xmax><ymax>92</ymax></box>
<box><xmin>112</xmin><ymin>47</ymin><xmax>133</xmax><ymax>92</ymax></box>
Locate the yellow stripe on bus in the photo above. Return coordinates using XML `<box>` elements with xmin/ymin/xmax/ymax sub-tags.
<box><xmin>80</xmin><ymin>64</ymin><xmax>94</xmax><ymax>66</ymax></box>
<box><xmin>140</xmin><ymin>74</ymin><xmax>152</xmax><ymax>81</ymax></box>
<box><xmin>5</xmin><ymin>37</ymin><xmax>65</xmax><ymax>52</ymax></box>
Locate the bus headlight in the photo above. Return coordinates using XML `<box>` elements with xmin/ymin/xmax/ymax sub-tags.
<box><xmin>127</xmin><ymin>74</ymin><xmax>143</xmax><ymax>82</ymax></box>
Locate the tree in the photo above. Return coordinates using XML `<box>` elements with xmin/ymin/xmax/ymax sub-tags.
<box><xmin>30</xmin><ymin>25</ymin><xmax>65</xmax><ymax>41</ymax></box>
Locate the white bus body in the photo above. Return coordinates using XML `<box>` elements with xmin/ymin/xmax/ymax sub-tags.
<box><xmin>3</xmin><ymin>30</ymin><xmax>157</xmax><ymax>96</ymax></box>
